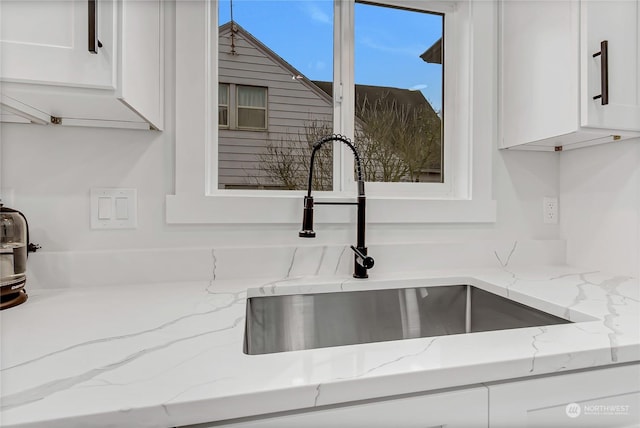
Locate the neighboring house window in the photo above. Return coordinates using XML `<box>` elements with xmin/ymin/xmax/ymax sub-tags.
<box><xmin>217</xmin><ymin>83</ymin><xmax>267</xmax><ymax>130</ymax></box>
<box><xmin>219</xmin><ymin>83</ymin><xmax>229</xmax><ymax>128</ymax></box>
<box><xmin>237</xmin><ymin>85</ymin><xmax>267</xmax><ymax>129</ymax></box>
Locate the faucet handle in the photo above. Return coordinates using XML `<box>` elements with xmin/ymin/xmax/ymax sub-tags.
<box><xmin>299</xmin><ymin>196</ymin><xmax>316</xmax><ymax>238</ymax></box>
<box><xmin>350</xmin><ymin>245</ymin><xmax>374</xmax><ymax>270</ymax></box>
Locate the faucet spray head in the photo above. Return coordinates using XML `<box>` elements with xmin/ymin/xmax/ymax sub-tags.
<box><xmin>299</xmin><ymin>196</ymin><xmax>316</xmax><ymax>238</ymax></box>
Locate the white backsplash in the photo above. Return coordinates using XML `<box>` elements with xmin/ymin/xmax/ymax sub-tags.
<box><xmin>25</xmin><ymin>240</ymin><xmax>566</xmax><ymax>289</ymax></box>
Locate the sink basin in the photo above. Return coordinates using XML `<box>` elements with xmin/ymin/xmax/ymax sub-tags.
<box><xmin>244</xmin><ymin>285</ymin><xmax>571</xmax><ymax>355</ymax></box>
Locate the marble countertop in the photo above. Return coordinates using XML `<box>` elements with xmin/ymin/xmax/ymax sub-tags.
<box><xmin>1</xmin><ymin>265</ymin><xmax>639</xmax><ymax>428</ymax></box>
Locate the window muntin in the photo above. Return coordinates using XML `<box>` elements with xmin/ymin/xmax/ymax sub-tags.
<box><xmin>219</xmin><ymin>83</ymin><xmax>229</xmax><ymax>127</ymax></box>
<box><xmin>236</xmin><ymin>85</ymin><xmax>267</xmax><ymax>129</ymax></box>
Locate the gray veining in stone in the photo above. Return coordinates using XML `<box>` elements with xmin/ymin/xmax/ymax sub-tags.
<box><xmin>314</xmin><ymin>246</ymin><xmax>327</xmax><ymax>276</ymax></box>
<box><xmin>529</xmin><ymin>327</ymin><xmax>547</xmax><ymax>373</ymax></box>
<box><xmin>494</xmin><ymin>241</ymin><xmax>518</xmax><ymax>268</ymax></box>
<box><xmin>286</xmin><ymin>247</ymin><xmax>299</xmax><ymax>278</ymax></box>
<box><xmin>334</xmin><ymin>245</ymin><xmax>348</xmax><ymax>275</ymax></box>
<box><xmin>1</xmin><ymin>317</ymin><xmax>244</xmax><ymax>411</ymax></box>
<box><xmin>2</xmin><ymin>259</ymin><xmax>637</xmax><ymax>428</ymax></box>
<box><xmin>494</xmin><ymin>241</ymin><xmax>519</xmax><ymax>297</ymax></box>
<box><xmin>562</xmin><ymin>273</ymin><xmax>593</xmax><ymax>320</ymax></box>
<box><xmin>211</xmin><ymin>249</ymin><xmax>218</xmax><ymax>282</ymax></box>
<box><xmin>313</xmin><ymin>338</ymin><xmax>440</xmax><ymax>407</ymax></box>
<box><xmin>258</xmin><ymin>276</ymin><xmax>305</xmax><ymax>295</ymax></box>
<box><xmin>1</xmin><ymin>292</ymin><xmax>244</xmax><ymax>372</ymax></box>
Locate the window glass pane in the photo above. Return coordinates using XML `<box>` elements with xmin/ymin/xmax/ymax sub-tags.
<box><xmin>238</xmin><ymin>107</ymin><xmax>266</xmax><ymax>129</ymax></box>
<box><xmin>219</xmin><ymin>83</ymin><xmax>229</xmax><ymax>104</ymax></box>
<box><xmin>217</xmin><ymin>1</ymin><xmax>334</xmax><ymax>191</ymax></box>
<box><xmin>237</xmin><ymin>85</ymin><xmax>266</xmax><ymax>107</ymax></box>
<box><xmin>219</xmin><ymin>107</ymin><xmax>229</xmax><ymax>127</ymax></box>
<box><xmin>355</xmin><ymin>2</ymin><xmax>443</xmax><ymax>183</ymax></box>
<box><xmin>219</xmin><ymin>83</ymin><xmax>229</xmax><ymax>126</ymax></box>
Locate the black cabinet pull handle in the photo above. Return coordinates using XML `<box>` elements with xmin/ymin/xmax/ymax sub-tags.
<box><xmin>592</xmin><ymin>40</ymin><xmax>609</xmax><ymax>105</ymax></box>
<box><xmin>88</xmin><ymin>0</ymin><xmax>98</xmax><ymax>53</ymax></box>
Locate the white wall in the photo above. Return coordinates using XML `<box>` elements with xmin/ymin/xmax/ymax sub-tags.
<box><xmin>559</xmin><ymin>139</ymin><xmax>640</xmax><ymax>277</ymax></box>
<box><xmin>0</xmin><ymin>3</ymin><xmax>562</xmax><ymax>259</ymax></box>
<box><xmin>0</xmin><ymin>123</ymin><xmax>561</xmax><ymax>252</ymax></box>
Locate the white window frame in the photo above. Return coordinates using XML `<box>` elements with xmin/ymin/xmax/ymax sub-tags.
<box><xmin>166</xmin><ymin>0</ymin><xmax>496</xmax><ymax>224</ymax></box>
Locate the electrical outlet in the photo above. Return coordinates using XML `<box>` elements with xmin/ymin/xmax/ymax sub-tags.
<box><xmin>543</xmin><ymin>197</ymin><xmax>558</xmax><ymax>224</ymax></box>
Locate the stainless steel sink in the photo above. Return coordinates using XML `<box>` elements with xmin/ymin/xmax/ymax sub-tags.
<box><xmin>244</xmin><ymin>285</ymin><xmax>571</xmax><ymax>355</ymax></box>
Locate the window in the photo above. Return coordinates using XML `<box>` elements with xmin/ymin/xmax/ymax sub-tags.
<box><xmin>219</xmin><ymin>83</ymin><xmax>229</xmax><ymax>127</ymax></box>
<box><xmin>237</xmin><ymin>85</ymin><xmax>267</xmax><ymax>129</ymax></box>
<box><xmin>217</xmin><ymin>84</ymin><xmax>268</xmax><ymax>130</ymax></box>
<box><xmin>216</xmin><ymin>1</ymin><xmax>443</xmax><ymax>190</ymax></box>
<box><xmin>168</xmin><ymin>0</ymin><xmax>497</xmax><ymax>224</ymax></box>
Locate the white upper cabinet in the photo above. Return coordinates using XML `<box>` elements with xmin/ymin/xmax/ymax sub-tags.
<box><xmin>499</xmin><ymin>0</ymin><xmax>640</xmax><ymax>151</ymax></box>
<box><xmin>0</xmin><ymin>0</ymin><xmax>163</xmax><ymax>131</ymax></box>
<box><xmin>0</xmin><ymin>0</ymin><xmax>115</xmax><ymax>89</ymax></box>
<box><xmin>582</xmin><ymin>0</ymin><xmax>640</xmax><ymax>132</ymax></box>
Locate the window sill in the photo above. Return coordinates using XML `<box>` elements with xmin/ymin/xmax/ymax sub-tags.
<box><xmin>165</xmin><ymin>193</ymin><xmax>496</xmax><ymax>224</ymax></box>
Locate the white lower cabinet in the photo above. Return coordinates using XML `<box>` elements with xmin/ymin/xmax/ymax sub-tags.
<box><xmin>182</xmin><ymin>364</ymin><xmax>640</xmax><ymax>428</ymax></box>
<box><xmin>187</xmin><ymin>386</ymin><xmax>489</xmax><ymax>428</ymax></box>
<box><xmin>488</xmin><ymin>364</ymin><xmax>640</xmax><ymax>428</ymax></box>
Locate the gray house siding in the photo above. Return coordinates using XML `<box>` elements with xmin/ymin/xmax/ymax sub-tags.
<box><xmin>218</xmin><ymin>23</ymin><xmax>332</xmax><ymax>189</ymax></box>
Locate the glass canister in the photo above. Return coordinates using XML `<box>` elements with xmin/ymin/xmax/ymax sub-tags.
<box><xmin>1</xmin><ymin>203</ymin><xmax>29</xmax><ymax>309</ymax></box>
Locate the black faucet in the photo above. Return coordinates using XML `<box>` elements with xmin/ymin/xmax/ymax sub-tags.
<box><xmin>299</xmin><ymin>134</ymin><xmax>374</xmax><ymax>279</ymax></box>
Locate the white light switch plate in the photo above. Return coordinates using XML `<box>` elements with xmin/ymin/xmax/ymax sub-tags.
<box><xmin>91</xmin><ymin>188</ymin><xmax>137</xmax><ymax>229</ymax></box>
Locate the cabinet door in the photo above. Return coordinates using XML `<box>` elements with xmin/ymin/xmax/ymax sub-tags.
<box><xmin>499</xmin><ymin>0</ymin><xmax>579</xmax><ymax>148</ymax></box>
<box><xmin>582</xmin><ymin>0</ymin><xmax>640</xmax><ymax>131</ymax></box>
<box><xmin>118</xmin><ymin>0</ymin><xmax>164</xmax><ymax>130</ymax></box>
<box><xmin>184</xmin><ymin>386</ymin><xmax>489</xmax><ymax>428</ymax></box>
<box><xmin>0</xmin><ymin>0</ymin><xmax>114</xmax><ymax>89</ymax></box>
<box><xmin>489</xmin><ymin>364</ymin><xmax>640</xmax><ymax>428</ymax></box>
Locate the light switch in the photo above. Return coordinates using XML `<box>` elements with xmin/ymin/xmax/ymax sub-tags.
<box><xmin>91</xmin><ymin>188</ymin><xmax>137</xmax><ymax>229</ymax></box>
<box><xmin>98</xmin><ymin>197</ymin><xmax>112</xmax><ymax>219</ymax></box>
<box><xmin>115</xmin><ymin>197</ymin><xmax>128</xmax><ymax>220</ymax></box>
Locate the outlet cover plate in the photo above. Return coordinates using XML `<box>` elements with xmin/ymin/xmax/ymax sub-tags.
<box><xmin>543</xmin><ymin>196</ymin><xmax>558</xmax><ymax>224</ymax></box>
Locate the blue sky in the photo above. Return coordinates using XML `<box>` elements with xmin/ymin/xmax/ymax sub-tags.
<box><xmin>219</xmin><ymin>1</ymin><xmax>443</xmax><ymax>111</ymax></box>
